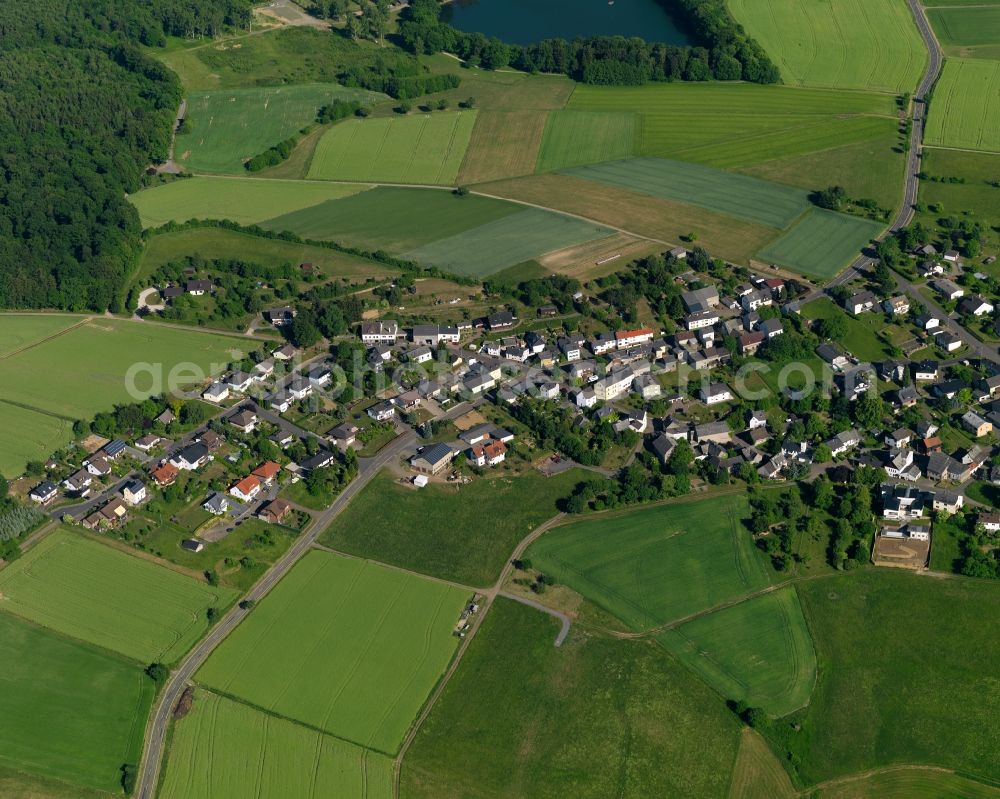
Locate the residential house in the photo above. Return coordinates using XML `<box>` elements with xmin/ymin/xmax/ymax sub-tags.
<box><xmin>894</xmin><ymin>386</ymin><xmax>920</xmax><ymax>408</ymax></box>
<box><xmin>29</xmin><ymin>481</ymin><xmax>58</xmax><ymax>504</ymax></box>
<box><xmin>469</xmin><ymin>440</ymin><xmax>507</xmax><ymax>467</ymax></box>
<box><xmin>135</xmin><ymin>434</ymin><xmax>162</xmax><ymax>452</ymax></box>
<box><xmin>151</xmin><ymin>463</ymin><xmax>179</xmax><ymax>487</ymax></box>
<box><xmin>268</xmin><ymin>391</ymin><xmax>292</xmax><ymax>413</ymax></box>
<box><xmin>367</xmin><ymin>400</ymin><xmax>396</xmax><ymax>422</ymax></box>
<box><xmin>650</xmin><ymin>433</ymin><xmax>676</xmax><ymax>465</ymax></box>
<box><xmin>845</xmin><ymin>290</ymin><xmax>877</xmax><ymax>314</ymax></box>
<box><xmin>817</xmin><ymin>343</ymin><xmax>850</xmax><ymax>371</ymax></box>
<box><xmin>913</xmin><ymin>360</ymin><xmax>939</xmax><ymax>381</ymax></box>
<box><xmin>933</xmin><ymin>279</ymin><xmax>964</xmax><ymax>300</ymax></box>
<box><xmin>594</xmin><ymin>368</ymin><xmax>634</xmax><ymax>401</ymax></box>
<box><xmin>885</xmin><ymin>448</ymin><xmax>919</xmax><ymax>481</ymax></box>
<box><xmin>978</xmin><ymin>512</ymin><xmax>1000</xmax><ymax>533</ymax></box>
<box><xmin>82</xmin><ymin>498</ymin><xmax>128</xmax><ymax>531</ymax></box>
<box><xmin>360</xmin><ymin>320</ymin><xmax>401</xmax><ymax>345</ymax></box>
<box><xmin>410</xmin><ymin>443</ymin><xmax>455</xmax><ymax>475</ymax></box>
<box><xmin>252</xmin><ymin>461</ymin><xmax>281</xmax><ymax>485</ymax></box>
<box><xmin>759</xmin><ymin>318</ymin><xmax>784</xmax><ymax>338</ymax></box>
<box><xmin>616</xmin><ymin>327</ymin><xmax>654</xmax><ymax>349</ymax></box>
<box><xmin>203</xmin><ymin>493</ymin><xmax>229</xmax><ymax>515</ymax></box>
<box><xmin>258</xmin><ymin>498</ymin><xmax>292</xmax><ymax>525</ymax></box>
<box><xmin>827</xmin><ymin>429</ymin><xmax>861</xmax><ymax>457</ymax></box>
<box><xmin>932</xmin><ymin>489</ymin><xmax>963</xmax><ymax>513</ymax></box>
<box><xmin>407</xmin><ymin>346</ymin><xmax>434</xmax><ymax>364</ymax></box>
<box><xmin>186</xmin><ymin>279</ymin><xmax>213</xmax><ymax>296</ymax></box>
<box><xmin>287</xmin><ymin>378</ymin><xmax>312</xmax><ymax>401</ymax></box>
<box><xmin>170</xmin><ymin>443</ymin><xmax>209</xmax><ymax>471</ymax></box>
<box><xmin>958</xmin><ymin>296</ymin><xmax>994</xmax><ymax>317</ymax></box>
<box><xmin>883</xmin><ymin>296</ymin><xmax>910</xmax><ymax>315</ymax></box>
<box><xmin>695</xmin><ymin>421</ymin><xmax>731</xmax><ymax>444</ymax></box>
<box><xmin>558</xmin><ymin>336</ymin><xmax>584</xmax><ymax>361</ymax></box>
<box><xmin>228</xmin><ymin>410</ymin><xmax>258</xmax><ymax>434</ymax></box>
<box><xmin>571</xmin><ymin>388</ymin><xmax>597</xmax><ymax>408</ymax></box>
<box><xmin>121</xmin><ymin>479</ymin><xmax>147</xmax><ymax>506</ymax></box>
<box><xmin>961</xmin><ymin>411</ymin><xmax>992</xmax><ymax>438</ymax></box>
<box><xmin>273</xmin><ymin>343</ymin><xmax>297</xmax><ymax>361</ymax></box>
<box><xmin>933</xmin><ymin>329</ymin><xmax>962</xmax><ymax>352</ymax></box>
<box><xmin>700</xmin><ymin>382</ymin><xmax>733</xmax><ymax>405</ymax></box>
<box><xmin>329</xmin><ymin>422</ymin><xmax>359</xmax><ymax>447</ymax></box>
<box><xmin>487</xmin><ymin>311</ymin><xmax>516</xmax><ymax>331</ymax></box>
<box><xmin>681</xmin><ymin>286</ymin><xmax>719</xmax><ymax>313</ymax></box>
<box><xmin>685</xmin><ymin>310</ymin><xmax>719</xmax><ymax>330</ymax></box>
<box><xmin>264</xmin><ymin>306</ymin><xmax>296</xmax><ymax>327</ymax></box>
<box><xmin>307</xmin><ymin>365</ymin><xmax>332</xmax><ymax>388</ymax></box>
<box><xmin>881</xmin><ymin>485</ymin><xmax>927</xmax><ymax>520</ymax></box>
<box><xmin>84</xmin><ymin>456</ymin><xmax>111</xmax><ymax>477</ymax></box>
<box><xmin>229</xmin><ymin>475</ymin><xmax>261</xmax><ymax>503</ymax></box>
<box><xmin>63</xmin><ymin>470</ymin><xmax>93</xmax><ymax>496</ymax></box>
<box><xmin>300</xmin><ymin>450</ymin><xmax>335</xmax><ymax>472</ymax></box>
<box><xmin>202</xmin><ymin>382</ymin><xmax>230</xmax><ymax>404</ymax></box>
<box><xmin>914</xmin><ymin>312</ymin><xmax>940</xmax><ymax>331</ymax></box>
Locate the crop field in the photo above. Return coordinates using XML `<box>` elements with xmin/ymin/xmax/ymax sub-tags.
<box><xmin>0</xmin><ymin>314</ymin><xmax>82</xmax><ymax>357</ymax></box>
<box><xmin>729</xmin><ymin>0</ymin><xmax>927</xmax><ymax>93</ymax></box>
<box><xmin>0</xmin><ymin>402</ymin><xmax>72</xmax><ymax>479</ymax></box>
<box><xmin>728</xmin><ymin>729</ymin><xmax>797</xmax><ymax>799</ymax></box>
<box><xmin>770</xmin><ymin>571</ymin><xmax>1000</xmax><ymax>786</ymax></box>
<box><xmin>0</xmin><ymin>612</ymin><xmax>154</xmax><ymax>793</ymax></box>
<box><xmin>925</xmin><ymin>59</ymin><xmax>1000</xmax><ymax>152</ymax></box>
<box><xmin>179</xmin><ymin>83</ymin><xmax>380</xmax><ymax>173</ymax></box>
<box><xmin>0</xmin><ymin>319</ymin><xmax>245</xmax><ymax>422</ymax></box>
<box><xmin>261</xmin><ymin>186</ymin><xmax>523</xmax><ymax>252</ymax></box>
<box><xmin>928</xmin><ymin>6</ymin><xmax>1000</xmax><ymax>48</ymax></box>
<box><xmin>306</xmin><ymin>111</ymin><xmax>477</xmax><ymax>184</ymax></box>
<box><xmin>527</xmin><ymin>494</ymin><xmax>769</xmax><ymax>630</ymax></box>
<box><xmin>400</xmin><ymin>599</ymin><xmax>741</xmax><ymax>799</ymax></box>
<box><xmin>403</xmin><ymin>207</ymin><xmax>613</xmax><ymax>277</ymax></box>
<box><xmin>0</xmin><ymin>530</ymin><xmax>237</xmax><ymax>663</ymax></box>
<box><xmin>129</xmin><ymin>176</ymin><xmax>368</xmax><ymax>228</ymax></box>
<box><xmin>321</xmin><ymin>469</ymin><xmax>586</xmax><ymax>587</ymax></box>
<box><xmin>564</xmin><ymin>157</ymin><xmax>810</xmax><ymax>229</ymax></box>
<box><xmin>457</xmin><ymin>110</ymin><xmax>548</xmax><ymax>184</ymax></box>
<box><xmin>657</xmin><ymin>588</ymin><xmax>817</xmax><ymax>717</ymax></box>
<box><xmin>197</xmin><ymin>551</ymin><xmax>468</xmax><ymax>754</ymax></box>
<box><xmin>159</xmin><ymin>691</ymin><xmax>392</xmax><ymax>799</ymax></box>
<box><xmin>477</xmin><ymin>174</ymin><xmax>780</xmax><ymax>264</ymax></box>
<box><xmin>814</xmin><ymin>770</ymin><xmax>1000</xmax><ymax>798</ymax></box>
<box><xmin>536</xmin><ymin>111</ymin><xmax>638</xmax><ymax>172</ymax></box>
<box><xmin>756</xmin><ymin>208</ymin><xmax>884</xmax><ymax>279</ymax></box>
<box><xmin>0</xmin><ymin>764</ymin><xmax>113</xmax><ymax>799</ymax></box>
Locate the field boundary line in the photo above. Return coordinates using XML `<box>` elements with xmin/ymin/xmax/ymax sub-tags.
<box><xmin>0</xmin><ymin>316</ymin><xmax>92</xmax><ymax>362</ymax></box>
<box><xmin>310</xmin><ymin>541</ymin><xmax>481</xmax><ymax>593</ymax></box>
<box><xmin>0</xmin><ymin>397</ymin><xmax>77</xmax><ymax>423</ymax></box>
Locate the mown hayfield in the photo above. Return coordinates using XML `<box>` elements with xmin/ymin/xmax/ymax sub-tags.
<box><xmin>928</xmin><ymin>6</ymin><xmax>1000</xmax><ymax>47</ymax></box>
<box><xmin>129</xmin><ymin>176</ymin><xmax>368</xmax><ymax>228</ymax></box>
<box><xmin>400</xmin><ymin>599</ymin><xmax>742</xmax><ymax>799</ymax></box>
<box><xmin>0</xmin><ymin>763</ymin><xmax>111</xmax><ymax>799</ymax></box>
<box><xmin>179</xmin><ymin>83</ymin><xmax>380</xmax><ymax>173</ymax></box>
<box><xmin>657</xmin><ymin>588</ymin><xmax>817</xmax><ymax>717</ymax></box>
<box><xmin>918</xmin><ymin>148</ymin><xmax>1000</xmax><ymax>236</ymax></box>
<box><xmin>0</xmin><ymin>530</ymin><xmax>237</xmax><ymax>663</ymax></box>
<box><xmin>307</xmin><ymin>111</ymin><xmax>477</xmax><ymax>184</ymax></box>
<box><xmin>756</xmin><ymin>208</ymin><xmax>884</xmax><ymax>279</ymax></box>
<box><xmin>536</xmin><ymin>111</ymin><xmax>638</xmax><ymax>172</ymax></box>
<box><xmin>565</xmin><ymin>157</ymin><xmax>809</xmax><ymax>229</ymax></box>
<box><xmin>728</xmin><ymin>729</ymin><xmax>797</xmax><ymax>799</ymax></box>
<box><xmin>321</xmin><ymin>470</ymin><xmax>585</xmax><ymax>587</ymax></box>
<box><xmin>0</xmin><ymin>319</ymin><xmax>246</xmax><ymax>422</ymax></box>
<box><xmin>814</xmin><ymin>769</ymin><xmax>1000</xmax><ymax>798</ymax></box>
<box><xmin>728</xmin><ymin>0</ymin><xmax>927</xmax><ymax>93</ymax></box>
<box><xmin>197</xmin><ymin>551</ymin><xmax>468</xmax><ymax>754</ymax></box>
<box><xmin>527</xmin><ymin>494</ymin><xmax>769</xmax><ymax>631</ymax></box>
<box><xmin>458</xmin><ymin>110</ymin><xmax>548</xmax><ymax>184</ymax></box>
<box><xmin>260</xmin><ymin>186</ymin><xmax>523</xmax><ymax>251</ymax></box>
<box><xmin>0</xmin><ymin>402</ymin><xmax>72</xmax><ymax>479</ymax></box>
<box><xmin>477</xmin><ymin>174</ymin><xmax>781</xmax><ymax>263</ymax></box>
<box><xmin>769</xmin><ymin>571</ymin><xmax>1000</xmax><ymax>786</ymax></box>
<box><xmin>925</xmin><ymin>59</ymin><xmax>1000</xmax><ymax>152</ymax></box>
<box><xmin>538</xmin><ymin>234</ymin><xmax>661</xmax><ymax>281</ymax></box>
<box><xmin>0</xmin><ymin>612</ymin><xmax>154</xmax><ymax>793</ymax></box>
<box><xmin>160</xmin><ymin>691</ymin><xmax>392</xmax><ymax>799</ymax></box>
<box><xmin>403</xmin><ymin>207</ymin><xmax>612</xmax><ymax>277</ymax></box>
<box><xmin>0</xmin><ymin>314</ymin><xmax>83</xmax><ymax>358</ymax></box>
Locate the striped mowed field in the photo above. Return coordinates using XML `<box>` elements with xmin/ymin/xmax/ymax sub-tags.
<box><xmin>756</xmin><ymin>208</ymin><xmax>885</xmax><ymax>279</ymax></box>
<box><xmin>159</xmin><ymin>691</ymin><xmax>393</xmax><ymax>799</ymax></box>
<box><xmin>535</xmin><ymin>110</ymin><xmax>638</xmax><ymax>172</ymax></box>
<box><xmin>925</xmin><ymin>59</ymin><xmax>1000</xmax><ymax>152</ymax></box>
<box><xmin>307</xmin><ymin>111</ymin><xmax>477</xmax><ymax>184</ymax></box>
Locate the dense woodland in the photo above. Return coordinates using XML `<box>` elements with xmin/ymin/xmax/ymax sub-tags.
<box><xmin>398</xmin><ymin>0</ymin><xmax>779</xmax><ymax>84</ymax></box>
<box><xmin>0</xmin><ymin>1</ymin><xmax>251</xmax><ymax>311</ymax></box>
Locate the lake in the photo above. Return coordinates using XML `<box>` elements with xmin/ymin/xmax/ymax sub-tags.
<box><xmin>443</xmin><ymin>0</ymin><xmax>692</xmax><ymax>46</ymax></box>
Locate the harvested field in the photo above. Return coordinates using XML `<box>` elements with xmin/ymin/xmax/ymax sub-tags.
<box><xmin>458</xmin><ymin>110</ymin><xmax>548</xmax><ymax>184</ymax></box>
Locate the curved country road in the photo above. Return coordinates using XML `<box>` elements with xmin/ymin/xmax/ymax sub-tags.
<box><xmin>135</xmin><ymin>429</ymin><xmax>417</xmax><ymax>799</ymax></box>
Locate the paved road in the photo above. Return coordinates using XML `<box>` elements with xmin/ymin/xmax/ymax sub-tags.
<box><xmin>134</xmin><ymin>429</ymin><xmax>417</xmax><ymax>799</ymax></box>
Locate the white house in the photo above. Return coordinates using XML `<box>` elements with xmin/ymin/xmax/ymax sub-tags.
<box><xmin>202</xmin><ymin>382</ymin><xmax>230</xmax><ymax>404</ymax></box>
<box><xmin>360</xmin><ymin>320</ymin><xmax>401</xmax><ymax>345</ymax></box>
<box><xmin>700</xmin><ymin>382</ymin><xmax>733</xmax><ymax>405</ymax></box>
<box><xmin>229</xmin><ymin>475</ymin><xmax>261</xmax><ymax>503</ymax></box>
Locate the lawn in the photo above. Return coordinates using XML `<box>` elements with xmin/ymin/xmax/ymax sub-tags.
<box><xmin>728</xmin><ymin>0</ymin><xmax>927</xmax><ymax>93</ymax></box>
<box><xmin>0</xmin><ymin>401</ymin><xmax>73</xmax><ymax>479</ymax></box>
<box><xmin>306</xmin><ymin>111</ymin><xmax>477</xmax><ymax>184</ymax></box>
<box><xmin>765</xmin><ymin>571</ymin><xmax>1000</xmax><ymax>787</ymax></box>
<box><xmin>401</xmin><ymin>598</ymin><xmax>741</xmax><ymax>799</ymax></box>
<box><xmin>0</xmin><ymin>314</ymin><xmax>82</xmax><ymax>357</ymax></box>
<box><xmin>563</xmin><ymin>157</ymin><xmax>809</xmax><ymax>229</ymax></box>
<box><xmin>0</xmin><ymin>612</ymin><xmax>154</xmax><ymax>793</ymax></box>
<box><xmin>477</xmin><ymin>173</ymin><xmax>781</xmax><ymax>264</ymax></box>
<box><xmin>0</xmin><ymin>319</ymin><xmax>246</xmax><ymax>422</ymax></box>
<box><xmin>134</xmin><ymin>227</ymin><xmax>395</xmax><ymax>287</ymax></box>
<box><xmin>403</xmin><ymin>207</ymin><xmax>613</xmax><ymax>277</ymax></box>
<box><xmin>457</xmin><ymin>110</ymin><xmax>548</xmax><ymax>184</ymax></box>
<box><xmin>260</xmin><ymin>186</ymin><xmax>523</xmax><ymax>251</ymax></box>
<box><xmin>197</xmin><ymin>550</ymin><xmax>469</xmax><ymax>754</ymax></box>
<box><xmin>536</xmin><ymin>111</ymin><xmax>638</xmax><ymax>172</ymax></box>
<box><xmin>801</xmin><ymin>297</ymin><xmax>893</xmax><ymax>360</ymax></box>
<box><xmin>159</xmin><ymin>691</ymin><xmax>392</xmax><ymax>799</ymax></box>
<box><xmin>179</xmin><ymin>83</ymin><xmax>381</xmax><ymax>173</ymax></box>
<box><xmin>657</xmin><ymin>588</ymin><xmax>817</xmax><ymax>717</ymax></box>
<box><xmin>128</xmin><ymin>176</ymin><xmax>369</xmax><ymax>228</ymax></box>
<box><xmin>756</xmin><ymin>208</ymin><xmax>885</xmax><ymax>279</ymax></box>
<box><xmin>320</xmin><ymin>469</ymin><xmax>586</xmax><ymax>587</ymax></box>
<box><xmin>527</xmin><ymin>494</ymin><xmax>769</xmax><ymax>630</ymax></box>
<box><xmin>925</xmin><ymin>59</ymin><xmax>1000</xmax><ymax>153</ymax></box>
<box><xmin>0</xmin><ymin>530</ymin><xmax>237</xmax><ymax>663</ymax></box>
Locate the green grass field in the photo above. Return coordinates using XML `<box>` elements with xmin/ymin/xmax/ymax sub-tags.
<box><xmin>536</xmin><ymin>111</ymin><xmax>638</xmax><ymax>172</ymax></box>
<box><xmin>527</xmin><ymin>494</ymin><xmax>769</xmax><ymax>630</ymax></box>
<box><xmin>307</xmin><ymin>111</ymin><xmax>477</xmax><ymax>184</ymax></box>
<box><xmin>766</xmin><ymin>571</ymin><xmax>1000</xmax><ymax>786</ymax></box>
<box><xmin>159</xmin><ymin>691</ymin><xmax>392</xmax><ymax>799</ymax></box>
<box><xmin>320</xmin><ymin>469</ymin><xmax>586</xmax><ymax>587</ymax></box>
<box><xmin>129</xmin><ymin>176</ymin><xmax>369</xmax><ymax>228</ymax></box>
<box><xmin>564</xmin><ymin>157</ymin><xmax>809</xmax><ymax>229</ymax></box>
<box><xmin>197</xmin><ymin>550</ymin><xmax>468</xmax><ymax>754</ymax></box>
<box><xmin>457</xmin><ymin>110</ymin><xmax>548</xmax><ymax>184</ymax></box>
<box><xmin>0</xmin><ymin>531</ymin><xmax>237</xmax><ymax>664</ymax></box>
<box><xmin>0</xmin><ymin>314</ymin><xmax>82</xmax><ymax>357</ymax></box>
<box><xmin>0</xmin><ymin>402</ymin><xmax>74</xmax><ymax>478</ymax></box>
<box><xmin>756</xmin><ymin>208</ymin><xmax>885</xmax><ymax>279</ymax></box>
<box><xmin>0</xmin><ymin>319</ymin><xmax>246</xmax><ymax>422</ymax></box>
<box><xmin>928</xmin><ymin>6</ymin><xmax>1000</xmax><ymax>47</ymax></box>
<box><xmin>179</xmin><ymin>83</ymin><xmax>380</xmax><ymax>173</ymax></box>
<box><xmin>728</xmin><ymin>0</ymin><xmax>927</xmax><ymax>93</ymax></box>
<box><xmin>0</xmin><ymin>612</ymin><xmax>154</xmax><ymax>793</ymax></box>
<box><xmin>801</xmin><ymin>296</ymin><xmax>893</xmax><ymax>360</ymax></box>
<box><xmin>403</xmin><ymin>207</ymin><xmax>612</xmax><ymax>277</ymax></box>
<box><xmin>0</xmin><ymin>764</ymin><xmax>113</xmax><ymax>799</ymax></box>
<box><xmin>815</xmin><ymin>770</ymin><xmax>1000</xmax><ymax>798</ymax></box>
<box><xmin>400</xmin><ymin>598</ymin><xmax>741</xmax><ymax>799</ymax></box>
<box><xmin>260</xmin><ymin>186</ymin><xmax>523</xmax><ymax>251</ymax></box>
<box><xmin>925</xmin><ymin>59</ymin><xmax>1000</xmax><ymax>152</ymax></box>
<box><xmin>657</xmin><ymin>588</ymin><xmax>817</xmax><ymax>717</ymax></box>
